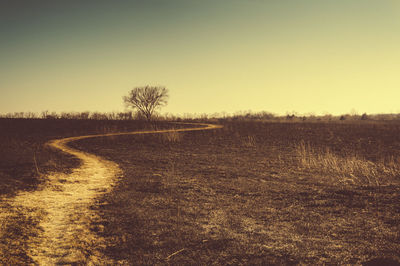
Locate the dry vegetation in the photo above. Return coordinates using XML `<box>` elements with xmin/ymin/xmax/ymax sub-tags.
<box><xmin>67</xmin><ymin>120</ymin><xmax>400</xmax><ymax>265</ymax></box>
<box><xmin>0</xmin><ymin>118</ymin><xmax>182</xmax><ymax>196</ymax></box>
<box><xmin>160</xmin><ymin>129</ymin><xmax>183</xmax><ymax>143</ymax></box>
<box><xmin>1</xmin><ymin>118</ymin><xmax>400</xmax><ymax>264</ymax></box>
<box><xmin>295</xmin><ymin>141</ymin><xmax>400</xmax><ymax>186</ymax></box>
<box><xmin>0</xmin><ymin>119</ymin><xmax>181</xmax><ymax>264</ymax></box>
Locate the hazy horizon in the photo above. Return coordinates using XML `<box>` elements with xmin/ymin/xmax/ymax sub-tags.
<box><xmin>1</xmin><ymin>1</ymin><xmax>400</xmax><ymax>115</ymax></box>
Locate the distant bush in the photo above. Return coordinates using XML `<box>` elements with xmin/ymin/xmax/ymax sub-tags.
<box><xmin>361</xmin><ymin>113</ymin><xmax>368</xmax><ymax>120</ymax></box>
<box><xmin>286</xmin><ymin>114</ymin><xmax>295</xmax><ymax>120</ymax></box>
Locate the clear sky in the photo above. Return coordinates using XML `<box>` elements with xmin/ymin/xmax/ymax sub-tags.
<box><xmin>1</xmin><ymin>0</ymin><xmax>400</xmax><ymax>115</ymax></box>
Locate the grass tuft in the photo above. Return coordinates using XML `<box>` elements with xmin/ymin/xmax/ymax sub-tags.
<box><xmin>241</xmin><ymin>135</ymin><xmax>256</xmax><ymax>148</ymax></box>
<box><xmin>295</xmin><ymin>140</ymin><xmax>400</xmax><ymax>185</ymax></box>
<box><xmin>162</xmin><ymin>130</ymin><xmax>182</xmax><ymax>143</ymax></box>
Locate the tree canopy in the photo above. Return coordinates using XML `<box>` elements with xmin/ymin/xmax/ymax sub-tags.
<box><xmin>123</xmin><ymin>86</ymin><xmax>169</xmax><ymax>121</ymax></box>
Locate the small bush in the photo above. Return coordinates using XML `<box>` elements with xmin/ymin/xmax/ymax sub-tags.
<box><xmin>361</xmin><ymin>113</ymin><xmax>368</xmax><ymax>120</ymax></box>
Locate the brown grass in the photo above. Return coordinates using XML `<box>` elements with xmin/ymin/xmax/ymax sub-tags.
<box><xmin>295</xmin><ymin>140</ymin><xmax>400</xmax><ymax>186</ymax></box>
<box><xmin>68</xmin><ymin>121</ymin><xmax>400</xmax><ymax>264</ymax></box>
<box><xmin>161</xmin><ymin>129</ymin><xmax>183</xmax><ymax>143</ymax></box>
<box><xmin>241</xmin><ymin>135</ymin><xmax>256</xmax><ymax>148</ymax></box>
<box><xmin>2</xmin><ymin>120</ymin><xmax>400</xmax><ymax>264</ymax></box>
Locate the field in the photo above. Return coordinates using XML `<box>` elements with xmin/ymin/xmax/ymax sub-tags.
<box><xmin>1</xmin><ymin>119</ymin><xmax>400</xmax><ymax>264</ymax></box>
<box><xmin>0</xmin><ymin>119</ymin><xmax>174</xmax><ymax>196</ymax></box>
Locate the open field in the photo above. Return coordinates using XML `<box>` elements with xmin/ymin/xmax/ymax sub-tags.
<box><xmin>71</xmin><ymin>120</ymin><xmax>400</xmax><ymax>264</ymax></box>
<box><xmin>0</xmin><ymin>119</ymin><xmax>183</xmax><ymax>264</ymax></box>
<box><xmin>0</xmin><ymin>118</ymin><xmax>178</xmax><ymax>196</ymax></box>
<box><xmin>1</xmin><ymin>119</ymin><xmax>400</xmax><ymax>264</ymax></box>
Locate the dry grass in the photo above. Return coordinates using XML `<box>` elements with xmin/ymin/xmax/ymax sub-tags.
<box><xmin>161</xmin><ymin>130</ymin><xmax>183</xmax><ymax>143</ymax></box>
<box><xmin>3</xmin><ymin>120</ymin><xmax>400</xmax><ymax>264</ymax></box>
<box><xmin>241</xmin><ymin>135</ymin><xmax>256</xmax><ymax>148</ymax></box>
<box><xmin>295</xmin><ymin>140</ymin><xmax>400</xmax><ymax>186</ymax></box>
<box><xmin>69</xmin><ymin>121</ymin><xmax>400</xmax><ymax>264</ymax></box>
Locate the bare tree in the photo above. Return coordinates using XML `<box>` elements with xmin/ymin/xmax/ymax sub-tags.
<box><xmin>123</xmin><ymin>86</ymin><xmax>169</xmax><ymax>122</ymax></box>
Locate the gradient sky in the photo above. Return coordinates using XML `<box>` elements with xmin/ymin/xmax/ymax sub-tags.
<box><xmin>1</xmin><ymin>0</ymin><xmax>400</xmax><ymax>115</ymax></box>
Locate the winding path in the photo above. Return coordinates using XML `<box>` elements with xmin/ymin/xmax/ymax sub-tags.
<box><xmin>7</xmin><ymin>123</ymin><xmax>222</xmax><ymax>265</ymax></box>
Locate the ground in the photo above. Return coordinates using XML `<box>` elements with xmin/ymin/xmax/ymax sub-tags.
<box><xmin>1</xmin><ymin>119</ymin><xmax>400</xmax><ymax>264</ymax></box>
<box><xmin>72</xmin><ymin>121</ymin><xmax>400</xmax><ymax>264</ymax></box>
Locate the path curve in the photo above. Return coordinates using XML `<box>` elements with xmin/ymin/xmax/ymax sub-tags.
<box><xmin>7</xmin><ymin>123</ymin><xmax>222</xmax><ymax>265</ymax></box>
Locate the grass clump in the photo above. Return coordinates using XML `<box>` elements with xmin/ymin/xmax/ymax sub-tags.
<box><xmin>161</xmin><ymin>130</ymin><xmax>183</xmax><ymax>143</ymax></box>
<box><xmin>295</xmin><ymin>140</ymin><xmax>400</xmax><ymax>185</ymax></box>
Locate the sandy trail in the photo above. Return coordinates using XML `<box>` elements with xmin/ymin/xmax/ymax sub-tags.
<box><xmin>2</xmin><ymin>123</ymin><xmax>222</xmax><ymax>265</ymax></box>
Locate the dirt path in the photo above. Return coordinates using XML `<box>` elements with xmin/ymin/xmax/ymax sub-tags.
<box><xmin>1</xmin><ymin>123</ymin><xmax>222</xmax><ymax>265</ymax></box>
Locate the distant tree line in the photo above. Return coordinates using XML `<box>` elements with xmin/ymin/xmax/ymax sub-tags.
<box><xmin>223</xmin><ymin>112</ymin><xmax>400</xmax><ymax>122</ymax></box>
<box><xmin>191</xmin><ymin>111</ymin><xmax>400</xmax><ymax>122</ymax></box>
<box><xmin>2</xmin><ymin>110</ymin><xmax>400</xmax><ymax>122</ymax></box>
<box><xmin>0</xmin><ymin>111</ymin><xmax>138</xmax><ymax>120</ymax></box>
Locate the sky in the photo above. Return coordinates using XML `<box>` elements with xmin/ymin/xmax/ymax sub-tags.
<box><xmin>1</xmin><ymin>0</ymin><xmax>400</xmax><ymax>116</ymax></box>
